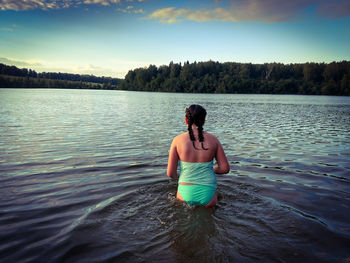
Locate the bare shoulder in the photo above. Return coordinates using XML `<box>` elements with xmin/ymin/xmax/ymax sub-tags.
<box><xmin>172</xmin><ymin>132</ymin><xmax>188</xmax><ymax>144</ymax></box>
<box><xmin>203</xmin><ymin>131</ymin><xmax>221</xmax><ymax>153</ymax></box>
<box><xmin>203</xmin><ymin>131</ymin><xmax>220</xmax><ymax>143</ymax></box>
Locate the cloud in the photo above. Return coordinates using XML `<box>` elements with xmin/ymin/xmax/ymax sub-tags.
<box><xmin>0</xmin><ymin>57</ymin><xmax>128</xmax><ymax>77</ymax></box>
<box><xmin>148</xmin><ymin>7</ymin><xmax>237</xmax><ymax>23</ymax></box>
<box><xmin>0</xmin><ymin>0</ymin><xmax>142</xmax><ymax>10</ymax></box>
<box><xmin>0</xmin><ymin>0</ymin><xmax>59</xmax><ymax>10</ymax></box>
<box><xmin>133</xmin><ymin>8</ymin><xmax>144</xmax><ymax>14</ymax></box>
<box><xmin>148</xmin><ymin>0</ymin><xmax>350</xmax><ymax>23</ymax></box>
<box><xmin>317</xmin><ymin>0</ymin><xmax>350</xmax><ymax>19</ymax></box>
<box><xmin>2</xmin><ymin>0</ymin><xmax>349</xmax><ymax>20</ymax></box>
<box><xmin>74</xmin><ymin>64</ymin><xmax>122</xmax><ymax>77</ymax></box>
<box><xmin>83</xmin><ymin>0</ymin><xmax>121</xmax><ymax>6</ymax></box>
<box><xmin>117</xmin><ymin>5</ymin><xmax>144</xmax><ymax>14</ymax></box>
<box><xmin>0</xmin><ymin>57</ymin><xmax>42</xmax><ymax>67</ymax></box>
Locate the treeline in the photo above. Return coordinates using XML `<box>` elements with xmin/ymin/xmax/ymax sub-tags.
<box><xmin>0</xmin><ymin>75</ymin><xmax>114</xmax><ymax>90</ymax></box>
<box><xmin>2</xmin><ymin>61</ymin><xmax>350</xmax><ymax>95</ymax></box>
<box><xmin>120</xmin><ymin>61</ymin><xmax>350</xmax><ymax>96</ymax></box>
<box><xmin>0</xmin><ymin>63</ymin><xmax>121</xmax><ymax>89</ymax></box>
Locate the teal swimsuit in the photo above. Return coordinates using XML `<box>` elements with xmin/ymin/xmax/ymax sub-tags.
<box><xmin>178</xmin><ymin>161</ymin><xmax>217</xmax><ymax>206</ymax></box>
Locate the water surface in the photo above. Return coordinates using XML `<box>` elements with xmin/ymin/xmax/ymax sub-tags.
<box><xmin>1</xmin><ymin>89</ymin><xmax>350</xmax><ymax>262</ymax></box>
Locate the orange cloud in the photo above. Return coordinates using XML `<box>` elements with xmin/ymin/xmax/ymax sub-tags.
<box><xmin>148</xmin><ymin>7</ymin><xmax>237</xmax><ymax>23</ymax></box>
<box><xmin>148</xmin><ymin>0</ymin><xmax>350</xmax><ymax>23</ymax></box>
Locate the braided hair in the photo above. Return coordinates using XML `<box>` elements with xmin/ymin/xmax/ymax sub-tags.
<box><xmin>185</xmin><ymin>104</ymin><xmax>208</xmax><ymax>150</ymax></box>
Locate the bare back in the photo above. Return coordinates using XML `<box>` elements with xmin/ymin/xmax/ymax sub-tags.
<box><xmin>167</xmin><ymin>127</ymin><xmax>229</xmax><ymax>178</ymax></box>
<box><xmin>176</xmin><ymin>130</ymin><xmax>217</xmax><ymax>162</ymax></box>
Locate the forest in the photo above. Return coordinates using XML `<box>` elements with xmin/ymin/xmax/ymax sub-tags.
<box><xmin>0</xmin><ymin>63</ymin><xmax>121</xmax><ymax>90</ymax></box>
<box><xmin>120</xmin><ymin>61</ymin><xmax>350</xmax><ymax>96</ymax></box>
<box><xmin>1</xmin><ymin>61</ymin><xmax>350</xmax><ymax>95</ymax></box>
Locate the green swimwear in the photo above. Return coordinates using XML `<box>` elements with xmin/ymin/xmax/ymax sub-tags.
<box><xmin>178</xmin><ymin>161</ymin><xmax>217</xmax><ymax>206</ymax></box>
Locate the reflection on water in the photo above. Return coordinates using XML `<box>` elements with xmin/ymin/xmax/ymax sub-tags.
<box><xmin>0</xmin><ymin>89</ymin><xmax>350</xmax><ymax>262</ymax></box>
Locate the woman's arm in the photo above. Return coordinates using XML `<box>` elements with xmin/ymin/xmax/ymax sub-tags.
<box><xmin>167</xmin><ymin>137</ymin><xmax>179</xmax><ymax>179</ymax></box>
<box><xmin>214</xmin><ymin>141</ymin><xmax>230</xmax><ymax>174</ymax></box>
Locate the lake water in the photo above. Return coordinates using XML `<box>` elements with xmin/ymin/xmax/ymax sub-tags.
<box><xmin>1</xmin><ymin>88</ymin><xmax>350</xmax><ymax>262</ymax></box>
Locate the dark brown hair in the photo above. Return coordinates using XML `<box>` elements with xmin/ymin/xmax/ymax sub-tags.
<box><xmin>185</xmin><ymin>104</ymin><xmax>208</xmax><ymax>150</ymax></box>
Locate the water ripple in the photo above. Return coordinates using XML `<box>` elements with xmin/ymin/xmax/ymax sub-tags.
<box><xmin>1</xmin><ymin>90</ymin><xmax>350</xmax><ymax>262</ymax></box>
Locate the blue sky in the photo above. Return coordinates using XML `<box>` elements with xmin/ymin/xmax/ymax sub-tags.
<box><xmin>0</xmin><ymin>0</ymin><xmax>349</xmax><ymax>78</ymax></box>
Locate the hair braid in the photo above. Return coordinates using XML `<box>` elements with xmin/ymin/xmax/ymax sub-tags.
<box><xmin>197</xmin><ymin>124</ymin><xmax>208</xmax><ymax>150</ymax></box>
<box><xmin>186</xmin><ymin>108</ymin><xmax>199</xmax><ymax>150</ymax></box>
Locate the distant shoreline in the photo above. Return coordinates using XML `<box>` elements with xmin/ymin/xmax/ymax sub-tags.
<box><xmin>0</xmin><ymin>63</ymin><xmax>121</xmax><ymax>90</ymax></box>
<box><xmin>119</xmin><ymin>61</ymin><xmax>350</xmax><ymax>96</ymax></box>
<box><xmin>1</xmin><ymin>60</ymin><xmax>350</xmax><ymax>96</ymax></box>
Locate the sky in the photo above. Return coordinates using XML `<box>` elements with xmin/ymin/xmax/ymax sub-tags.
<box><xmin>0</xmin><ymin>0</ymin><xmax>350</xmax><ymax>78</ymax></box>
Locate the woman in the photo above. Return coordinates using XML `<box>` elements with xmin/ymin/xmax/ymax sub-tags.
<box><xmin>167</xmin><ymin>104</ymin><xmax>230</xmax><ymax>207</ymax></box>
